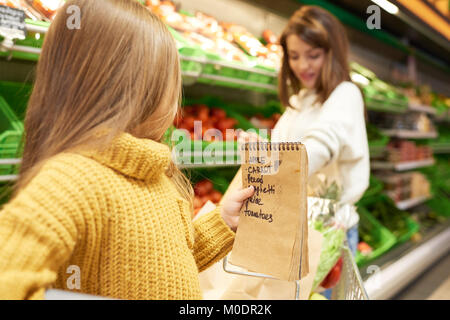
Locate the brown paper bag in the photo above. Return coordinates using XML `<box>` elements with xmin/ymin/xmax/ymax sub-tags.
<box><xmin>199</xmin><ymin>226</ymin><xmax>323</xmax><ymax>300</ymax></box>
<box><xmin>230</xmin><ymin>142</ymin><xmax>309</xmax><ymax>281</ymax></box>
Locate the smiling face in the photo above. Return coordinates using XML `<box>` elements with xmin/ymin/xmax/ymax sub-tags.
<box><xmin>286</xmin><ymin>34</ymin><xmax>326</xmax><ymax>89</ymax></box>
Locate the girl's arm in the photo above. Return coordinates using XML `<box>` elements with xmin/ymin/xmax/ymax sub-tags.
<box><xmin>0</xmin><ymin>161</ymin><xmax>86</xmax><ymax>299</ymax></box>
<box><xmin>192</xmin><ymin>187</ymin><xmax>254</xmax><ymax>272</ymax></box>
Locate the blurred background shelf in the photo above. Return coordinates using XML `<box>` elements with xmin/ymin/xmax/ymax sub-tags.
<box><xmin>381</xmin><ymin>130</ymin><xmax>439</xmax><ymax>139</ymax></box>
<box><xmin>395</xmin><ymin>196</ymin><xmax>431</xmax><ymax>210</ymax></box>
<box><xmin>408</xmin><ymin>103</ymin><xmax>437</xmax><ymax>115</ymax></box>
<box><xmin>371</xmin><ymin>159</ymin><xmax>435</xmax><ymax>171</ymax></box>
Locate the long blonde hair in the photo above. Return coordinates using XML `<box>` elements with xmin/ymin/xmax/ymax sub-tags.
<box><xmin>15</xmin><ymin>0</ymin><xmax>193</xmax><ymax>203</ymax></box>
<box><xmin>279</xmin><ymin>5</ymin><xmax>351</xmax><ymax>107</ymax></box>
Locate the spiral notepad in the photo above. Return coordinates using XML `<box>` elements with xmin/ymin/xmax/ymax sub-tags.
<box><xmin>230</xmin><ymin>142</ymin><xmax>309</xmax><ymax>281</ymax></box>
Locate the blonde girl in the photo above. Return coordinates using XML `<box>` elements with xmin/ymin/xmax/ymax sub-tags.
<box><xmin>0</xmin><ymin>0</ymin><xmax>253</xmax><ymax>300</ymax></box>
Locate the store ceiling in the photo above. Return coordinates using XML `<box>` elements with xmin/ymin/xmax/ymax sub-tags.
<box><xmin>331</xmin><ymin>0</ymin><xmax>450</xmax><ymax>65</ymax></box>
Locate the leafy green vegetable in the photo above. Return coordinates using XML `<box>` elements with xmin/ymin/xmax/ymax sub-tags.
<box><xmin>312</xmin><ymin>220</ymin><xmax>346</xmax><ymax>289</ymax></box>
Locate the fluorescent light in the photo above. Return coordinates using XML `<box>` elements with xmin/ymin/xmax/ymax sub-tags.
<box><xmin>371</xmin><ymin>0</ymin><xmax>399</xmax><ymax>15</ymax></box>
<box><xmin>350</xmin><ymin>72</ymin><xmax>370</xmax><ymax>86</ymax></box>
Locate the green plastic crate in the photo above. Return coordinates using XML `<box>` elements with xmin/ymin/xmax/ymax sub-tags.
<box><xmin>0</xmin><ymin>82</ymin><xmax>32</xmax><ymax>120</ymax></box>
<box><xmin>0</xmin><ymin>183</ymin><xmax>13</xmax><ymax>208</ymax></box>
<box><xmin>362</xmin><ymin>195</ymin><xmax>421</xmax><ymax>246</ymax></box>
<box><xmin>395</xmin><ymin>217</ymin><xmax>420</xmax><ymax>244</ymax></box>
<box><xmin>0</xmin><ymin>147</ymin><xmax>21</xmax><ymax>175</ymax></box>
<box><xmin>0</xmin><ymin>96</ymin><xmax>22</xmax><ymax>133</ymax></box>
<box><xmin>356</xmin><ymin>207</ymin><xmax>397</xmax><ymax>267</ymax></box>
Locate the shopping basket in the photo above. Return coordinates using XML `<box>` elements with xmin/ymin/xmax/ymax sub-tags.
<box><xmin>330</xmin><ymin>245</ymin><xmax>369</xmax><ymax>300</ymax></box>
<box><xmin>223</xmin><ymin>241</ymin><xmax>369</xmax><ymax>300</ymax></box>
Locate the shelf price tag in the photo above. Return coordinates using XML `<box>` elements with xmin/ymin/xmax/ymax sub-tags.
<box><xmin>0</xmin><ymin>5</ymin><xmax>26</xmax><ymax>50</ymax></box>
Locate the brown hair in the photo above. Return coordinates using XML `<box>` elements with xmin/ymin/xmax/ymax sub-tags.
<box><xmin>15</xmin><ymin>0</ymin><xmax>193</xmax><ymax>204</ymax></box>
<box><xmin>279</xmin><ymin>5</ymin><xmax>351</xmax><ymax>107</ymax></box>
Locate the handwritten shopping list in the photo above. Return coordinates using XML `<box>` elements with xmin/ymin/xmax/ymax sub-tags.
<box><xmin>230</xmin><ymin>143</ymin><xmax>308</xmax><ymax>281</ymax></box>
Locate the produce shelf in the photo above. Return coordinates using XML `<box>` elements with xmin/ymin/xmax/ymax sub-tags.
<box><xmin>431</xmin><ymin>143</ymin><xmax>450</xmax><ymax>154</ymax></box>
<box><xmin>370</xmin><ymin>159</ymin><xmax>435</xmax><ymax>171</ymax></box>
<box><xmin>408</xmin><ymin>103</ymin><xmax>437</xmax><ymax>115</ymax></box>
<box><xmin>362</xmin><ymin>220</ymin><xmax>450</xmax><ymax>300</ymax></box>
<box><xmin>0</xmin><ymin>175</ymin><xmax>18</xmax><ymax>182</ymax></box>
<box><xmin>0</xmin><ymin>159</ymin><xmax>22</xmax><ymax>165</ymax></box>
<box><xmin>366</xmin><ymin>101</ymin><xmax>407</xmax><ymax>114</ymax></box>
<box><xmin>3</xmin><ymin>21</ymin><xmax>279</xmax><ymax>94</ymax></box>
<box><xmin>394</xmin><ymin>196</ymin><xmax>431</xmax><ymax>210</ymax></box>
<box><xmin>381</xmin><ymin>129</ymin><xmax>438</xmax><ymax>139</ymax></box>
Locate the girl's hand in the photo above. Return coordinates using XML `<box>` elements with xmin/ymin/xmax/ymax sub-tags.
<box><xmin>221</xmin><ymin>186</ymin><xmax>255</xmax><ymax>232</ymax></box>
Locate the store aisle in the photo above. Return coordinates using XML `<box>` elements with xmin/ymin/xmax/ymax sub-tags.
<box><xmin>393</xmin><ymin>252</ymin><xmax>450</xmax><ymax>300</ymax></box>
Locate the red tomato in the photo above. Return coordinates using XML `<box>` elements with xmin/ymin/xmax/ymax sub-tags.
<box><xmin>211</xmin><ymin>108</ymin><xmax>227</xmax><ymax>120</ymax></box>
<box><xmin>217</xmin><ymin>118</ymin><xmax>236</xmax><ymax>131</ymax></box>
<box><xmin>194</xmin><ymin>180</ymin><xmax>214</xmax><ymax>197</ymax></box>
<box><xmin>183</xmin><ymin>116</ymin><xmax>196</xmax><ymax>131</ymax></box>
<box><xmin>357</xmin><ymin>242</ymin><xmax>373</xmax><ymax>254</ymax></box>
<box><xmin>198</xmin><ymin>108</ymin><xmax>209</xmax><ymax>122</ymax></box>
<box><xmin>320</xmin><ymin>257</ymin><xmax>343</xmax><ymax>289</ymax></box>
<box><xmin>184</xmin><ymin>105</ymin><xmax>194</xmax><ymax>115</ymax></box>
<box><xmin>210</xmin><ymin>190</ymin><xmax>223</xmax><ymax>203</ymax></box>
<box><xmin>200</xmin><ymin>195</ymin><xmax>211</xmax><ymax>206</ymax></box>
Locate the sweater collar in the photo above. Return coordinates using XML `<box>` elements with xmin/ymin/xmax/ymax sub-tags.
<box><xmin>78</xmin><ymin>132</ymin><xmax>172</xmax><ymax>181</ymax></box>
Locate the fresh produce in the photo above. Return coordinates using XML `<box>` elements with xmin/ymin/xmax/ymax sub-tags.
<box><xmin>145</xmin><ymin>1</ymin><xmax>281</xmax><ymax>68</ymax></box>
<box><xmin>174</xmin><ymin>104</ymin><xmax>238</xmax><ymax>141</ymax></box>
<box><xmin>312</xmin><ymin>220</ymin><xmax>346</xmax><ymax>290</ymax></box>
<box><xmin>421</xmin><ymin>156</ymin><xmax>450</xmax><ymax>217</ymax></box>
<box><xmin>364</xmin><ymin>196</ymin><xmax>411</xmax><ymax>238</ymax></box>
<box><xmin>366</xmin><ymin>123</ymin><xmax>384</xmax><ymax>141</ymax></box>
<box><xmin>1</xmin><ymin>0</ymin><xmax>63</xmax><ymax>21</ymax></box>
<box><xmin>320</xmin><ymin>257</ymin><xmax>343</xmax><ymax>289</ymax></box>
<box><xmin>309</xmin><ymin>292</ymin><xmax>328</xmax><ymax>300</ymax></box>
<box><xmin>386</xmin><ymin>140</ymin><xmax>433</xmax><ymax>162</ymax></box>
<box><xmin>193</xmin><ymin>179</ymin><xmax>223</xmax><ymax>216</ymax></box>
<box><xmin>29</xmin><ymin>0</ymin><xmax>62</xmax><ymax>19</ymax></box>
<box><xmin>357</xmin><ymin>242</ymin><xmax>372</xmax><ymax>255</ymax></box>
<box><xmin>377</xmin><ymin>172</ymin><xmax>431</xmax><ymax>202</ymax></box>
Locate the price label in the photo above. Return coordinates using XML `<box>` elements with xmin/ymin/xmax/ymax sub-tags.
<box><xmin>0</xmin><ymin>5</ymin><xmax>26</xmax><ymax>41</ymax></box>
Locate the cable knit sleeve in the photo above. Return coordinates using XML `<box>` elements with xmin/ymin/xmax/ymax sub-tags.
<box><xmin>0</xmin><ymin>159</ymin><xmax>86</xmax><ymax>300</ymax></box>
<box><xmin>302</xmin><ymin>82</ymin><xmax>368</xmax><ymax>177</ymax></box>
<box><xmin>192</xmin><ymin>206</ymin><xmax>235</xmax><ymax>272</ymax></box>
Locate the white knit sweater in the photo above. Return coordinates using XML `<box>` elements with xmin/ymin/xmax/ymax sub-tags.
<box><xmin>271</xmin><ymin>81</ymin><xmax>370</xmax><ymax>204</ymax></box>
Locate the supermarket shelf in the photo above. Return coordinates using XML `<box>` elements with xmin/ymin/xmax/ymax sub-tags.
<box><xmin>366</xmin><ymin>101</ymin><xmax>407</xmax><ymax>114</ymax></box>
<box><xmin>381</xmin><ymin>129</ymin><xmax>438</xmax><ymax>139</ymax></box>
<box><xmin>0</xmin><ymin>159</ymin><xmax>22</xmax><ymax>165</ymax></box>
<box><xmin>371</xmin><ymin>159</ymin><xmax>435</xmax><ymax>171</ymax></box>
<box><xmin>183</xmin><ymin>71</ymin><xmax>277</xmax><ymax>92</ymax></box>
<box><xmin>181</xmin><ymin>55</ymin><xmax>277</xmax><ymax>77</ymax></box>
<box><xmin>363</xmin><ymin>221</ymin><xmax>450</xmax><ymax>300</ymax></box>
<box><xmin>431</xmin><ymin>144</ymin><xmax>450</xmax><ymax>154</ymax></box>
<box><xmin>0</xmin><ymin>175</ymin><xmax>18</xmax><ymax>182</ymax></box>
<box><xmin>7</xmin><ymin>40</ymin><xmax>278</xmax><ymax>93</ymax></box>
<box><xmin>408</xmin><ymin>103</ymin><xmax>437</xmax><ymax>115</ymax></box>
<box><xmin>395</xmin><ymin>196</ymin><xmax>431</xmax><ymax>210</ymax></box>
<box><xmin>175</xmin><ymin>150</ymin><xmax>241</xmax><ymax>169</ymax></box>
<box><xmin>179</xmin><ymin>162</ymin><xmax>240</xmax><ymax>169</ymax></box>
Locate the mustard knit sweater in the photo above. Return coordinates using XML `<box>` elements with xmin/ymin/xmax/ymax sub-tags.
<box><xmin>0</xmin><ymin>132</ymin><xmax>235</xmax><ymax>300</ymax></box>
